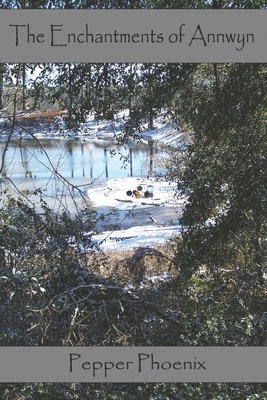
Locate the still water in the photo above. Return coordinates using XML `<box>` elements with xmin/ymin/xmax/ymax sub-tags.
<box><xmin>0</xmin><ymin>138</ymin><xmax>163</xmax><ymax>197</ymax></box>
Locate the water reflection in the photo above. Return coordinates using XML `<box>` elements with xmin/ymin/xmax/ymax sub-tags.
<box><xmin>0</xmin><ymin>138</ymin><xmax>163</xmax><ymax>196</ymax></box>
<box><xmin>149</xmin><ymin>140</ymin><xmax>155</xmax><ymax>177</ymax></box>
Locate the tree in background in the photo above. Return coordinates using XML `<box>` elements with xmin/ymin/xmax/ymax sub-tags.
<box><xmin>0</xmin><ymin>64</ymin><xmax>4</xmax><ymax>110</ymax></box>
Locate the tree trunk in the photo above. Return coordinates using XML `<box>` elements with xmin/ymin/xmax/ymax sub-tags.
<box><xmin>68</xmin><ymin>63</ymin><xmax>73</xmax><ymax>128</ymax></box>
<box><xmin>213</xmin><ymin>63</ymin><xmax>219</xmax><ymax>92</ymax></box>
<box><xmin>0</xmin><ymin>64</ymin><xmax>4</xmax><ymax>110</ymax></box>
<box><xmin>22</xmin><ymin>64</ymin><xmax>26</xmax><ymax>111</ymax></box>
<box><xmin>148</xmin><ymin>107</ymin><xmax>154</xmax><ymax>129</ymax></box>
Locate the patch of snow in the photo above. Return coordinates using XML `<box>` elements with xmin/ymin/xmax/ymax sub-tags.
<box><xmin>92</xmin><ymin>224</ymin><xmax>181</xmax><ymax>251</ymax></box>
<box><xmin>145</xmin><ymin>271</ymin><xmax>173</xmax><ymax>284</ymax></box>
<box><xmin>86</xmin><ymin>175</ymin><xmax>186</xmax><ymax>249</ymax></box>
<box><xmin>205</xmin><ymin>218</ymin><xmax>216</xmax><ymax>227</ymax></box>
<box><xmin>87</xmin><ymin>176</ymin><xmax>183</xmax><ymax>210</ymax></box>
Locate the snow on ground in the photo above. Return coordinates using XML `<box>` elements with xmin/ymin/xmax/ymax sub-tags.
<box><xmin>139</xmin><ymin>118</ymin><xmax>188</xmax><ymax>148</ymax></box>
<box><xmin>0</xmin><ymin>109</ymin><xmax>188</xmax><ymax>148</ymax></box>
<box><xmin>87</xmin><ymin>176</ymin><xmax>181</xmax><ymax>210</ymax></box>
<box><xmin>1</xmin><ymin>110</ymin><xmax>188</xmax><ymax>250</ymax></box>
<box><xmin>81</xmin><ymin>111</ymin><xmax>187</xmax><ymax>148</ymax></box>
<box><xmin>91</xmin><ymin>224</ymin><xmax>181</xmax><ymax>251</ymax></box>
<box><xmin>88</xmin><ymin>176</ymin><xmax>186</xmax><ymax>250</ymax></box>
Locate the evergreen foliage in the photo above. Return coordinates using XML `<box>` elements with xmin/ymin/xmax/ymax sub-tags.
<box><xmin>171</xmin><ymin>64</ymin><xmax>267</xmax><ymax>281</ymax></box>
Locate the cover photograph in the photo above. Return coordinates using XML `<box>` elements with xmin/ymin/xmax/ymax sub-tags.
<box><xmin>0</xmin><ymin>1</ymin><xmax>266</xmax><ymax>399</ymax></box>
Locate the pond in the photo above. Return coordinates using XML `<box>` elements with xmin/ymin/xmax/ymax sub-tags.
<box><xmin>0</xmin><ymin>138</ymin><xmax>165</xmax><ymax>198</ymax></box>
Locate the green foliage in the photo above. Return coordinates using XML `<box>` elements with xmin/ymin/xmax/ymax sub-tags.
<box><xmin>0</xmin><ymin>381</ymin><xmax>266</xmax><ymax>399</ymax></box>
<box><xmin>171</xmin><ymin>64</ymin><xmax>267</xmax><ymax>278</ymax></box>
<box><xmin>0</xmin><ymin>197</ymin><xmax>96</xmax><ymax>344</ymax></box>
<box><xmin>0</xmin><ymin>195</ymin><xmax>265</xmax><ymax>400</ymax></box>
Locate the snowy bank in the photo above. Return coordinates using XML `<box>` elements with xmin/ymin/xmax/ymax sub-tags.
<box><xmin>87</xmin><ymin>176</ymin><xmax>183</xmax><ymax>210</ymax></box>
<box><xmin>87</xmin><ymin>176</ymin><xmax>186</xmax><ymax>250</ymax></box>
<box><xmin>91</xmin><ymin>224</ymin><xmax>181</xmax><ymax>251</ymax></box>
<box><xmin>1</xmin><ymin>110</ymin><xmax>188</xmax><ymax>149</ymax></box>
